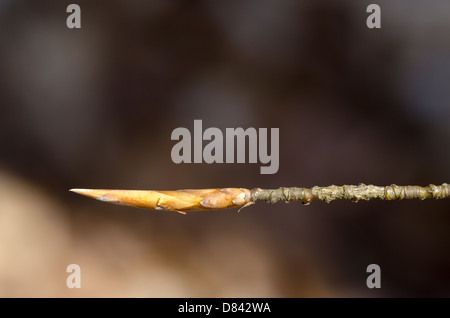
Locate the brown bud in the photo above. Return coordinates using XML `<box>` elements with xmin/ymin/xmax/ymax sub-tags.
<box><xmin>70</xmin><ymin>188</ymin><xmax>251</xmax><ymax>214</ymax></box>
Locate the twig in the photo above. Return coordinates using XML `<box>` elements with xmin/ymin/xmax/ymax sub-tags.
<box><xmin>71</xmin><ymin>183</ymin><xmax>449</xmax><ymax>214</ymax></box>
<box><xmin>251</xmin><ymin>184</ymin><xmax>450</xmax><ymax>205</ymax></box>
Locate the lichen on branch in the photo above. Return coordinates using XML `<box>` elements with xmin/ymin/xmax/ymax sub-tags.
<box><xmin>250</xmin><ymin>183</ymin><xmax>450</xmax><ymax>205</ymax></box>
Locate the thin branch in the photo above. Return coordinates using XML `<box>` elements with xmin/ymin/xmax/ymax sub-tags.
<box><xmin>250</xmin><ymin>183</ymin><xmax>450</xmax><ymax>205</ymax></box>
<box><xmin>71</xmin><ymin>183</ymin><xmax>450</xmax><ymax>214</ymax></box>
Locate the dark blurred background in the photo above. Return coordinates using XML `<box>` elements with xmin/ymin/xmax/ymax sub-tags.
<box><xmin>1</xmin><ymin>0</ymin><xmax>450</xmax><ymax>297</ymax></box>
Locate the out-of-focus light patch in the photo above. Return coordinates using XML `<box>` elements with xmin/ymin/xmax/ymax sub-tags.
<box><xmin>2</xmin><ymin>14</ymin><xmax>107</xmax><ymax>173</ymax></box>
<box><xmin>0</xmin><ymin>0</ymin><xmax>13</xmax><ymax>10</ymax></box>
<box><xmin>173</xmin><ymin>72</ymin><xmax>257</xmax><ymax>127</ymax></box>
<box><xmin>117</xmin><ymin>0</ymin><xmax>176</xmax><ymax>21</ymax></box>
<box><xmin>0</xmin><ymin>169</ymin><xmax>70</xmax><ymax>297</ymax></box>
<box><xmin>387</xmin><ymin>0</ymin><xmax>450</xmax><ymax>33</ymax></box>
<box><xmin>383</xmin><ymin>0</ymin><xmax>450</xmax><ymax>129</ymax></box>
<box><xmin>206</xmin><ymin>0</ymin><xmax>304</xmax><ymax>67</ymax></box>
<box><xmin>399</xmin><ymin>50</ymin><xmax>450</xmax><ymax>127</ymax></box>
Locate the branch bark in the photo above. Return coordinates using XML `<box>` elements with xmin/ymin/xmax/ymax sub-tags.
<box><xmin>250</xmin><ymin>184</ymin><xmax>450</xmax><ymax>205</ymax></box>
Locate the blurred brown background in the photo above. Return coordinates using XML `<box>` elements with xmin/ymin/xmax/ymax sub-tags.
<box><xmin>1</xmin><ymin>0</ymin><xmax>450</xmax><ymax>297</ymax></box>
